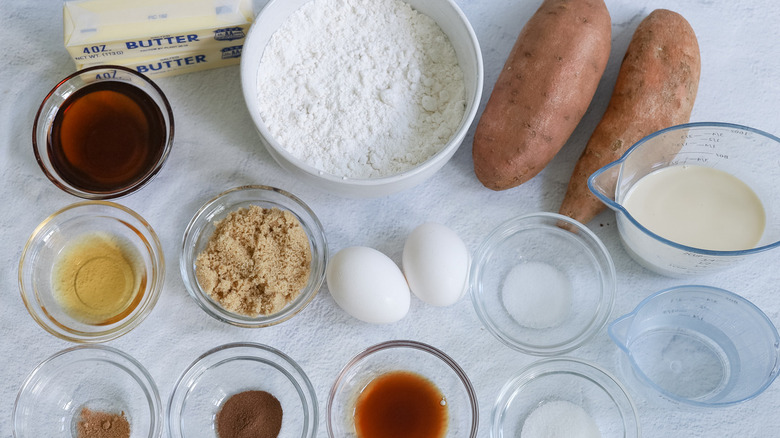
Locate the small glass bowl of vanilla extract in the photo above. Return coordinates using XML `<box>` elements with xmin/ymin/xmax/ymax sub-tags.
<box><xmin>33</xmin><ymin>65</ymin><xmax>174</xmax><ymax>199</ymax></box>
<box><xmin>19</xmin><ymin>201</ymin><xmax>165</xmax><ymax>343</ymax></box>
<box><xmin>327</xmin><ymin>340</ymin><xmax>479</xmax><ymax>438</ymax></box>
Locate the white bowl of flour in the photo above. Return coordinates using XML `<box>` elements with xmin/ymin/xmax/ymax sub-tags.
<box><xmin>241</xmin><ymin>0</ymin><xmax>483</xmax><ymax>197</ymax></box>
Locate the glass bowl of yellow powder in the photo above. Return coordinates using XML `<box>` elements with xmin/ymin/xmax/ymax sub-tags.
<box><xmin>180</xmin><ymin>185</ymin><xmax>328</xmax><ymax>327</ymax></box>
<box><xmin>19</xmin><ymin>201</ymin><xmax>165</xmax><ymax>343</ymax></box>
<box><xmin>13</xmin><ymin>345</ymin><xmax>162</xmax><ymax>438</ymax></box>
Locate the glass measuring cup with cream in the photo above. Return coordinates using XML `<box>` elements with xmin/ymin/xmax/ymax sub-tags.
<box><xmin>588</xmin><ymin>122</ymin><xmax>780</xmax><ymax>277</ymax></box>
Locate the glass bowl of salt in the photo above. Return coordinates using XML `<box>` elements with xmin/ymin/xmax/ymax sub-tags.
<box><xmin>491</xmin><ymin>357</ymin><xmax>639</xmax><ymax>438</ymax></box>
<box><xmin>469</xmin><ymin>212</ymin><xmax>616</xmax><ymax>356</ymax></box>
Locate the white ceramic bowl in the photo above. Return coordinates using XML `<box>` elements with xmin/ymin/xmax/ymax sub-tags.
<box><xmin>240</xmin><ymin>0</ymin><xmax>483</xmax><ymax>197</ymax></box>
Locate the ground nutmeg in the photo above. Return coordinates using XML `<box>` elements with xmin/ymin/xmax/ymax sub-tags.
<box><xmin>76</xmin><ymin>407</ymin><xmax>130</xmax><ymax>438</ymax></box>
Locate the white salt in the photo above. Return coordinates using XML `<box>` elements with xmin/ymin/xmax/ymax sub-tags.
<box><xmin>501</xmin><ymin>262</ymin><xmax>572</xmax><ymax>329</ymax></box>
<box><xmin>521</xmin><ymin>400</ymin><xmax>601</xmax><ymax>438</ymax></box>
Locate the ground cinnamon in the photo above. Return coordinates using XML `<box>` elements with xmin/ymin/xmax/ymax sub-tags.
<box><xmin>216</xmin><ymin>390</ymin><xmax>283</xmax><ymax>438</ymax></box>
<box><xmin>76</xmin><ymin>407</ymin><xmax>130</xmax><ymax>438</ymax></box>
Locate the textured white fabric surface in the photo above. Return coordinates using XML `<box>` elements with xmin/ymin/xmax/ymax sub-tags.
<box><xmin>1</xmin><ymin>0</ymin><xmax>779</xmax><ymax>436</ymax></box>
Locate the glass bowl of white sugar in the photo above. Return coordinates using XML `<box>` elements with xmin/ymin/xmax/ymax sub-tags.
<box><xmin>492</xmin><ymin>358</ymin><xmax>640</xmax><ymax>438</ymax></box>
<box><xmin>469</xmin><ymin>212</ymin><xmax>616</xmax><ymax>356</ymax></box>
<box><xmin>240</xmin><ymin>0</ymin><xmax>483</xmax><ymax>197</ymax></box>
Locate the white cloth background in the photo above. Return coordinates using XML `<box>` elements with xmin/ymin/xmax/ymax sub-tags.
<box><xmin>1</xmin><ymin>0</ymin><xmax>779</xmax><ymax>436</ymax></box>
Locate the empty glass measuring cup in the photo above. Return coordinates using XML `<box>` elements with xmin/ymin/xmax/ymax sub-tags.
<box><xmin>588</xmin><ymin>122</ymin><xmax>780</xmax><ymax>277</ymax></box>
<box><xmin>609</xmin><ymin>285</ymin><xmax>780</xmax><ymax>408</ymax></box>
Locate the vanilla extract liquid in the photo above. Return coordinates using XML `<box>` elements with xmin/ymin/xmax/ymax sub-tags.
<box><xmin>47</xmin><ymin>80</ymin><xmax>166</xmax><ymax>193</ymax></box>
<box><xmin>354</xmin><ymin>371</ymin><xmax>448</xmax><ymax>438</ymax></box>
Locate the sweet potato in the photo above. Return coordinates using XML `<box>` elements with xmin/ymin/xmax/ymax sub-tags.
<box><xmin>559</xmin><ymin>9</ymin><xmax>701</xmax><ymax>223</ymax></box>
<box><xmin>473</xmin><ymin>0</ymin><xmax>611</xmax><ymax>191</ymax></box>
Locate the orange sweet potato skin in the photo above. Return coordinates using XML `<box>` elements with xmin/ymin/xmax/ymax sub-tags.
<box><xmin>559</xmin><ymin>9</ymin><xmax>701</xmax><ymax>223</ymax></box>
<box><xmin>473</xmin><ymin>0</ymin><xmax>611</xmax><ymax>191</ymax></box>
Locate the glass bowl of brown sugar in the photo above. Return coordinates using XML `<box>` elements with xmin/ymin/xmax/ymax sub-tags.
<box><xmin>180</xmin><ymin>185</ymin><xmax>328</xmax><ymax>328</ymax></box>
<box><xmin>18</xmin><ymin>201</ymin><xmax>165</xmax><ymax>343</ymax></box>
<box><xmin>167</xmin><ymin>342</ymin><xmax>318</xmax><ymax>438</ymax></box>
<box><xmin>13</xmin><ymin>345</ymin><xmax>163</xmax><ymax>438</ymax></box>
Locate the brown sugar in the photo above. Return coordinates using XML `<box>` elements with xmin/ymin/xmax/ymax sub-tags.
<box><xmin>195</xmin><ymin>206</ymin><xmax>312</xmax><ymax>316</ymax></box>
<box><xmin>77</xmin><ymin>407</ymin><xmax>130</xmax><ymax>438</ymax></box>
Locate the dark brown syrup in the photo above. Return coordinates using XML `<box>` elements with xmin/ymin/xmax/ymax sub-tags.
<box><xmin>354</xmin><ymin>371</ymin><xmax>448</xmax><ymax>438</ymax></box>
<box><xmin>47</xmin><ymin>80</ymin><xmax>166</xmax><ymax>193</ymax></box>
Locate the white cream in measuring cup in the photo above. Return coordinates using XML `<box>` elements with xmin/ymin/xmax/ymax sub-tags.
<box><xmin>622</xmin><ymin>164</ymin><xmax>765</xmax><ymax>251</ymax></box>
<box><xmin>589</xmin><ymin>122</ymin><xmax>780</xmax><ymax>277</ymax></box>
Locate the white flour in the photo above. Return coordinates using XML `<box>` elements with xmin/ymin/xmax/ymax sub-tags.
<box><xmin>256</xmin><ymin>0</ymin><xmax>466</xmax><ymax>179</ymax></box>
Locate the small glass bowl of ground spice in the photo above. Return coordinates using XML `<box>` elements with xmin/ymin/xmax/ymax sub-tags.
<box><xmin>13</xmin><ymin>345</ymin><xmax>163</xmax><ymax>438</ymax></box>
<box><xmin>19</xmin><ymin>201</ymin><xmax>165</xmax><ymax>343</ymax></box>
<box><xmin>180</xmin><ymin>185</ymin><xmax>327</xmax><ymax>327</ymax></box>
<box><xmin>167</xmin><ymin>342</ymin><xmax>318</xmax><ymax>438</ymax></box>
<box><xmin>327</xmin><ymin>340</ymin><xmax>479</xmax><ymax>438</ymax></box>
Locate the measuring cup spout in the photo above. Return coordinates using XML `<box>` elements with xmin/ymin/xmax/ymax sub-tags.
<box><xmin>587</xmin><ymin>159</ymin><xmax>622</xmax><ymax>210</ymax></box>
<box><xmin>607</xmin><ymin>313</ymin><xmax>634</xmax><ymax>352</ymax></box>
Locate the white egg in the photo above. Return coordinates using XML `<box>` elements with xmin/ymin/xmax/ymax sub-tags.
<box><xmin>326</xmin><ymin>246</ymin><xmax>410</xmax><ymax>324</ymax></box>
<box><xmin>402</xmin><ymin>222</ymin><xmax>469</xmax><ymax>307</ymax></box>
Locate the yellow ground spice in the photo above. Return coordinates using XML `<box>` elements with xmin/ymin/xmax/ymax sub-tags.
<box><xmin>195</xmin><ymin>206</ymin><xmax>312</xmax><ymax>316</ymax></box>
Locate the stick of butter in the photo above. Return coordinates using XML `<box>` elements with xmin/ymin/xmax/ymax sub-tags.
<box><xmin>64</xmin><ymin>0</ymin><xmax>253</xmax><ymax>68</ymax></box>
<box><xmin>77</xmin><ymin>44</ymin><xmax>244</xmax><ymax>78</ymax></box>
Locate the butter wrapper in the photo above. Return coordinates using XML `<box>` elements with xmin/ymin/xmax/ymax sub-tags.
<box><xmin>77</xmin><ymin>43</ymin><xmax>244</xmax><ymax>78</ymax></box>
<box><xmin>64</xmin><ymin>0</ymin><xmax>253</xmax><ymax>66</ymax></box>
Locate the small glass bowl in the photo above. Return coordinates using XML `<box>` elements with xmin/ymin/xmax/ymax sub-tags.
<box><xmin>470</xmin><ymin>212</ymin><xmax>616</xmax><ymax>355</ymax></box>
<box><xmin>13</xmin><ymin>345</ymin><xmax>163</xmax><ymax>438</ymax></box>
<box><xmin>18</xmin><ymin>201</ymin><xmax>165</xmax><ymax>343</ymax></box>
<box><xmin>33</xmin><ymin>65</ymin><xmax>174</xmax><ymax>199</ymax></box>
<box><xmin>492</xmin><ymin>357</ymin><xmax>639</xmax><ymax>438</ymax></box>
<box><xmin>180</xmin><ymin>185</ymin><xmax>328</xmax><ymax>327</ymax></box>
<box><xmin>167</xmin><ymin>342</ymin><xmax>318</xmax><ymax>438</ymax></box>
<box><xmin>328</xmin><ymin>340</ymin><xmax>478</xmax><ymax>438</ymax></box>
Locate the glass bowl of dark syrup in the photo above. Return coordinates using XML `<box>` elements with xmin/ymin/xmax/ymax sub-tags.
<box><xmin>33</xmin><ymin>65</ymin><xmax>174</xmax><ymax>199</ymax></box>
